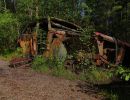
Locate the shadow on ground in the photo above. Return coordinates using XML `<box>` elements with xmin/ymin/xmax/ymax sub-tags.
<box><xmin>77</xmin><ymin>81</ymin><xmax>130</xmax><ymax>100</ymax></box>
<box><xmin>76</xmin><ymin>82</ymin><xmax>105</xmax><ymax>100</ymax></box>
<box><xmin>97</xmin><ymin>81</ymin><xmax>130</xmax><ymax>100</ymax></box>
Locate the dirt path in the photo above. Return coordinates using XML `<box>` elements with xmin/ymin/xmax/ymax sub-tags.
<box><xmin>0</xmin><ymin>60</ymin><xmax>102</xmax><ymax>100</ymax></box>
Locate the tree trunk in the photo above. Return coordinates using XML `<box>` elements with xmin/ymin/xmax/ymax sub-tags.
<box><xmin>4</xmin><ymin>0</ymin><xmax>6</xmax><ymax>10</ymax></box>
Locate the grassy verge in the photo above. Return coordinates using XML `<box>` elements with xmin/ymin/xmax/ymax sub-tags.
<box><xmin>31</xmin><ymin>56</ymin><xmax>77</xmax><ymax>80</ymax></box>
<box><xmin>33</xmin><ymin>65</ymin><xmax>77</xmax><ymax>80</ymax></box>
<box><xmin>31</xmin><ymin>56</ymin><xmax>114</xmax><ymax>82</ymax></box>
<box><xmin>51</xmin><ymin>66</ymin><xmax>77</xmax><ymax>80</ymax></box>
<box><xmin>84</xmin><ymin>67</ymin><xmax>113</xmax><ymax>84</ymax></box>
<box><xmin>0</xmin><ymin>48</ymin><xmax>23</xmax><ymax>61</ymax></box>
<box><xmin>99</xmin><ymin>90</ymin><xmax>118</xmax><ymax>100</ymax></box>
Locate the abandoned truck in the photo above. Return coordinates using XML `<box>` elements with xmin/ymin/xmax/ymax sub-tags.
<box><xmin>9</xmin><ymin>17</ymin><xmax>82</xmax><ymax>67</ymax></box>
<box><xmin>12</xmin><ymin>17</ymin><xmax>82</xmax><ymax>67</ymax></box>
<box><xmin>10</xmin><ymin>17</ymin><xmax>130</xmax><ymax>68</ymax></box>
<box><xmin>94</xmin><ymin>32</ymin><xmax>130</xmax><ymax>67</ymax></box>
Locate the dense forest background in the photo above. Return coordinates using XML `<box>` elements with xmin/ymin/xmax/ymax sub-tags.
<box><xmin>0</xmin><ymin>0</ymin><xmax>130</xmax><ymax>52</ymax></box>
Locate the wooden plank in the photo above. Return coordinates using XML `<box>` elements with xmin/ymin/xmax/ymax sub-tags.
<box><xmin>97</xmin><ymin>39</ymin><xmax>104</xmax><ymax>56</ymax></box>
<box><xmin>51</xmin><ymin>22</ymin><xmax>80</xmax><ymax>33</ymax></box>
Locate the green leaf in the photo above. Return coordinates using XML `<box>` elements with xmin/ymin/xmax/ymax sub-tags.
<box><xmin>125</xmin><ymin>75</ymin><xmax>130</xmax><ymax>81</ymax></box>
<box><xmin>112</xmin><ymin>5</ymin><xmax>122</xmax><ymax>12</ymax></box>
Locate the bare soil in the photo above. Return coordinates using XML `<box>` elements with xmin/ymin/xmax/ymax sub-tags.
<box><xmin>0</xmin><ymin>60</ymin><xmax>102</xmax><ymax>100</ymax></box>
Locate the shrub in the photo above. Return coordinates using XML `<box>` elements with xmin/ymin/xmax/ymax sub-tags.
<box><xmin>0</xmin><ymin>11</ymin><xmax>19</xmax><ymax>52</ymax></box>
<box><xmin>52</xmin><ymin>66</ymin><xmax>76</xmax><ymax>80</ymax></box>
<box><xmin>31</xmin><ymin>56</ymin><xmax>77</xmax><ymax>80</ymax></box>
<box><xmin>0</xmin><ymin>48</ymin><xmax>23</xmax><ymax>61</ymax></box>
<box><xmin>115</xmin><ymin>66</ymin><xmax>130</xmax><ymax>81</ymax></box>
<box><xmin>84</xmin><ymin>66</ymin><xmax>113</xmax><ymax>84</ymax></box>
<box><xmin>32</xmin><ymin>56</ymin><xmax>49</xmax><ymax>73</ymax></box>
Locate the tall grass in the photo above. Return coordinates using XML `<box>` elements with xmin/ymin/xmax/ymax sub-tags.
<box><xmin>0</xmin><ymin>48</ymin><xmax>23</xmax><ymax>61</ymax></box>
<box><xmin>31</xmin><ymin>56</ymin><xmax>76</xmax><ymax>80</ymax></box>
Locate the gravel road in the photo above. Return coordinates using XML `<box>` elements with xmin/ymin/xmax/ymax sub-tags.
<box><xmin>0</xmin><ymin>60</ymin><xmax>102</xmax><ymax>100</ymax></box>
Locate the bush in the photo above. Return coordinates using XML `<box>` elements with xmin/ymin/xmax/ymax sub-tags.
<box><xmin>31</xmin><ymin>56</ymin><xmax>77</xmax><ymax>80</ymax></box>
<box><xmin>0</xmin><ymin>48</ymin><xmax>23</xmax><ymax>61</ymax></box>
<box><xmin>52</xmin><ymin>66</ymin><xmax>76</xmax><ymax>80</ymax></box>
<box><xmin>32</xmin><ymin>56</ymin><xmax>64</xmax><ymax>69</ymax></box>
<box><xmin>32</xmin><ymin>56</ymin><xmax>49</xmax><ymax>73</ymax></box>
<box><xmin>0</xmin><ymin>11</ymin><xmax>19</xmax><ymax>52</ymax></box>
<box><xmin>83</xmin><ymin>66</ymin><xmax>113</xmax><ymax>84</ymax></box>
<box><xmin>115</xmin><ymin>66</ymin><xmax>130</xmax><ymax>81</ymax></box>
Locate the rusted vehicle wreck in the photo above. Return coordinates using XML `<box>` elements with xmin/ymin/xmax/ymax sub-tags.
<box><xmin>13</xmin><ymin>17</ymin><xmax>130</xmax><ymax>67</ymax></box>
<box><xmin>18</xmin><ymin>17</ymin><xmax>81</xmax><ymax>59</ymax></box>
<box><xmin>94</xmin><ymin>32</ymin><xmax>130</xmax><ymax>67</ymax></box>
<box><xmin>10</xmin><ymin>17</ymin><xmax>82</xmax><ymax>67</ymax></box>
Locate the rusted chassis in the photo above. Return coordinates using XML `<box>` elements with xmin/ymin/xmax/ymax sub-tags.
<box><xmin>94</xmin><ymin>32</ymin><xmax>130</xmax><ymax>67</ymax></box>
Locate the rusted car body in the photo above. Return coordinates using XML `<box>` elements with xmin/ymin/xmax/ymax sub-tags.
<box><xmin>18</xmin><ymin>17</ymin><xmax>81</xmax><ymax>58</ymax></box>
<box><xmin>94</xmin><ymin>32</ymin><xmax>130</xmax><ymax>67</ymax></box>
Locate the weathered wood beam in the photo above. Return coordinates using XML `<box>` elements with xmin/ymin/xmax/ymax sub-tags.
<box><xmin>51</xmin><ymin>22</ymin><xmax>81</xmax><ymax>33</ymax></box>
<box><xmin>53</xmin><ymin>28</ymin><xmax>80</xmax><ymax>36</ymax></box>
<box><xmin>95</xmin><ymin>32</ymin><xmax>130</xmax><ymax>47</ymax></box>
<box><xmin>50</xmin><ymin>17</ymin><xmax>81</xmax><ymax>29</ymax></box>
<box><xmin>97</xmin><ymin>39</ymin><xmax>104</xmax><ymax>56</ymax></box>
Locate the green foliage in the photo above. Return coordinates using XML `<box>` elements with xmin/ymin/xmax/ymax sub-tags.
<box><xmin>32</xmin><ymin>56</ymin><xmax>76</xmax><ymax>80</ymax></box>
<box><xmin>0</xmin><ymin>11</ymin><xmax>19</xmax><ymax>52</ymax></box>
<box><xmin>80</xmin><ymin>26</ymin><xmax>95</xmax><ymax>47</ymax></box>
<box><xmin>112</xmin><ymin>5</ymin><xmax>123</xmax><ymax>12</ymax></box>
<box><xmin>32</xmin><ymin>56</ymin><xmax>49</xmax><ymax>71</ymax></box>
<box><xmin>84</xmin><ymin>66</ymin><xmax>113</xmax><ymax>84</ymax></box>
<box><xmin>40</xmin><ymin>0</ymin><xmax>80</xmax><ymax>21</ymax></box>
<box><xmin>31</xmin><ymin>56</ymin><xmax>115</xmax><ymax>82</ymax></box>
<box><xmin>100</xmin><ymin>90</ymin><xmax>118</xmax><ymax>100</ymax></box>
<box><xmin>52</xmin><ymin>66</ymin><xmax>76</xmax><ymax>80</ymax></box>
<box><xmin>116</xmin><ymin>66</ymin><xmax>130</xmax><ymax>81</ymax></box>
<box><xmin>74</xmin><ymin>50</ymin><xmax>92</xmax><ymax>71</ymax></box>
<box><xmin>16</xmin><ymin>0</ymin><xmax>34</xmax><ymax>22</ymax></box>
<box><xmin>32</xmin><ymin>56</ymin><xmax>51</xmax><ymax>73</ymax></box>
<box><xmin>0</xmin><ymin>12</ymin><xmax>17</xmax><ymax>25</ymax></box>
<box><xmin>0</xmin><ymin>48</ymin><xmax>23</xmax><ymax>61</ymax></box>
<box><xmin>108</xmin><ymin>93</ymin><xmax>118</xmax><ymax>100</ymax></box>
